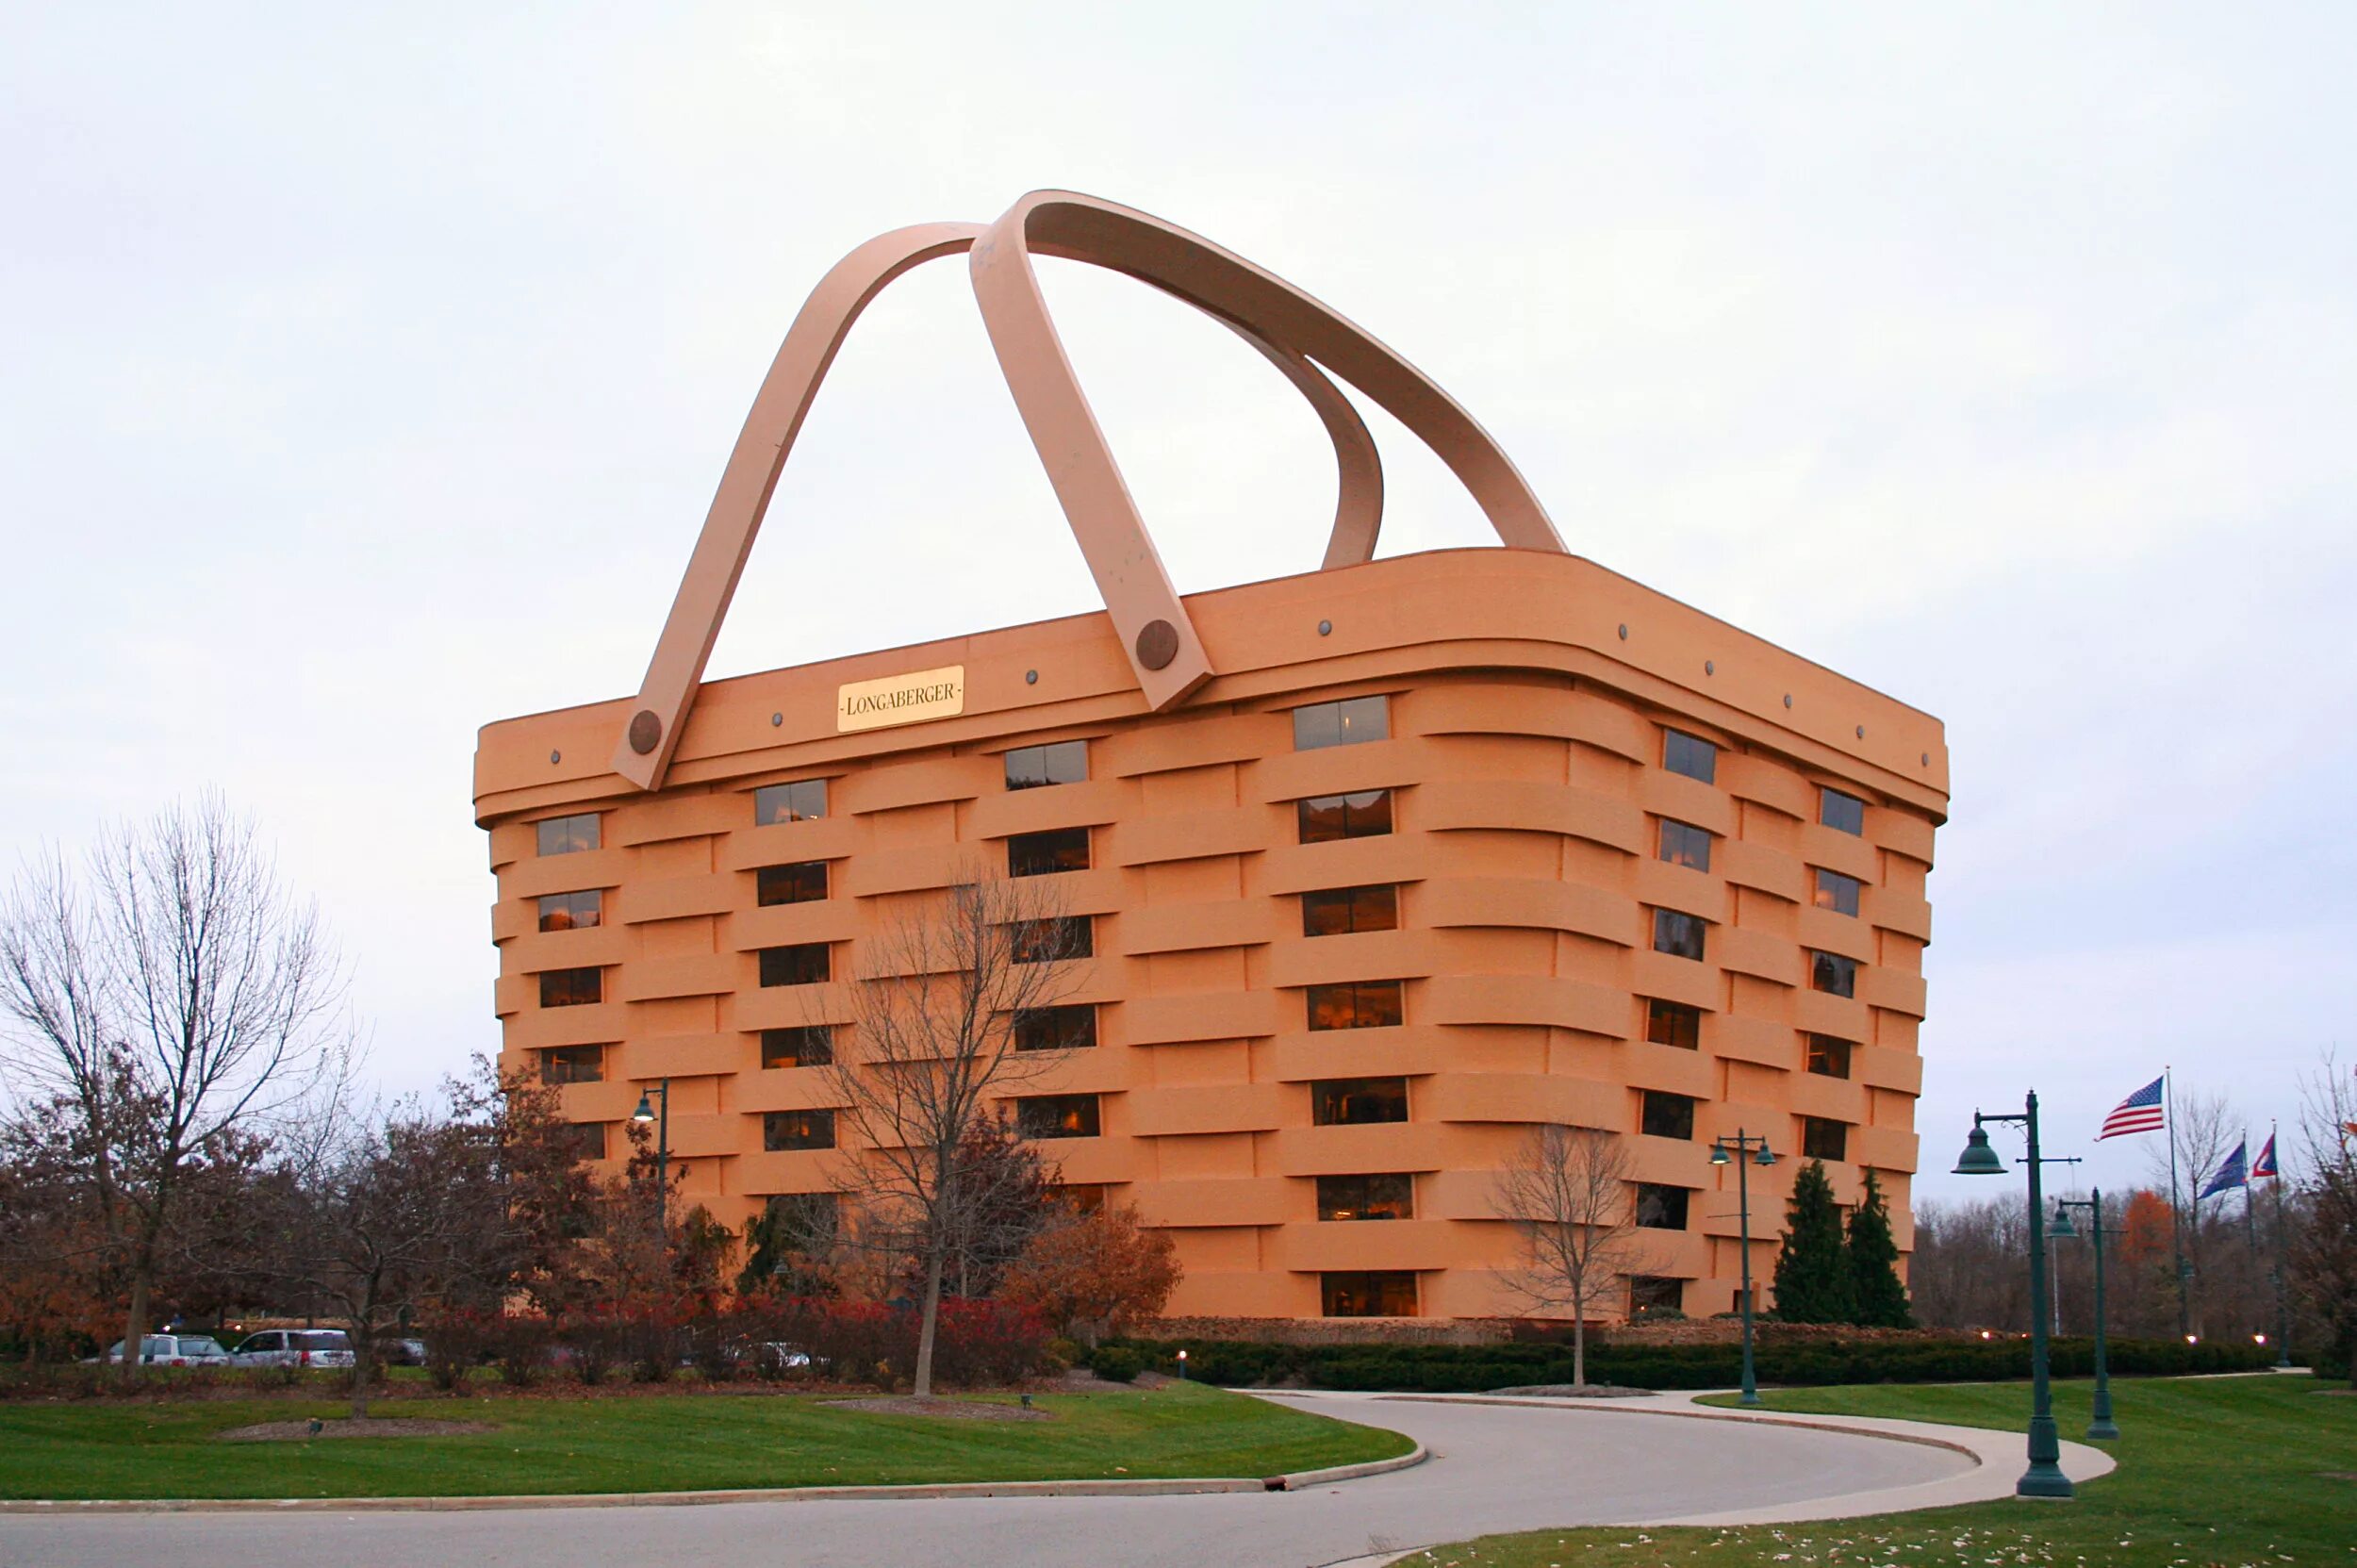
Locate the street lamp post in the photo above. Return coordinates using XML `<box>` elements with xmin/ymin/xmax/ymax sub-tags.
<box><xmin>2052</xmin><ymin>1190</ymin><xmax>2119</xmax><ymax>1441</ymax></box>
<box><xmin>1953</xmin><ymin>1092</ymin><xmax>2075</xmax><ymax>1499</ymax></box>
<box><xmin>631</xmin><ymin>1077</ymin><xmax>672</xmax><ymax>1226</ymax></box>
<box><xmin>1709</xmin><ymin>1130</ymin><xmax>1777</xmax><ymax>1409</ymax></box>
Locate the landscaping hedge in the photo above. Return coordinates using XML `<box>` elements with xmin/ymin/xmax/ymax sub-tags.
<box><xmin>1103</xmin><ymin>1334</ymin><xmax>2277</xmax><ymax>1391</ymax></box>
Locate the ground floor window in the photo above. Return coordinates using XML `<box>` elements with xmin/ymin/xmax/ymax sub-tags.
<box><xmin>1322</xmin><ymin>1270</ymin><xmax>1418</xmax><ymax>1317</ymax></box>
<box><xmin>1629</xmin><ymin>1275</ymin><xmax>1687</xmax><ymax>1319</ymax></box>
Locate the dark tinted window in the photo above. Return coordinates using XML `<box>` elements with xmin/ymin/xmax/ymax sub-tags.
<box><xmin>1629</xmin><ymin>1276</ymin><xmax>1686</xmax><ymax>1318</ymax></box>
<box><xmin>1316</xmin><ymin>1173</ymin><xmax>1413</xmax><ymax>1221</ymax></box>
<box><xmin>1820</xmin><ymin>788</ymin><xmax>1866</xmax><ymax>835</ymax></box>
<box><xmin>1322</xmin><ymin>1270</ymin><xmax>1416</xmax><ymax>1316</ymax></box>
<box><xmin>1012</xmin><ymin>916</ymin><xmax>1092</xmax><ymax>964</ymax></box>
<box><xmin>759</xmin><ymin>944</ymin><xmax>832</xmax><ymax>987</ymax></box>
<box><xmin>536</xmin><ymin>814</ymin><xmax>601</xmax><ymax>855</ymax></box>
<box><xmin>761</xmin><ymin>1191</ymin><xmax>840</xmax><ymax>1256</ymax></box>
<box><xmin>1004</xmin><ymin>740</ymin><xmax>1088</xmax><ymax>790</ymax></box>
<box><xmin>560</xmin><ymin>1121</ymin><xmax>606</xmax><ymax>1163</ymax></box>
<box><xmin>763</xmin><ymin>1110</ymin><xmax>835</xmax><ymax>1152</ymax></box>
<box><xmin>1809</xmin><ymin>950</ymin><xmax>1857</xmax><ymax>998</ymax></box>
<box><xmin>1663</xmin><ymin>731</ymin><xmax>1717</xmax><ymax>784</ymax></box>
<box><xmin>1302</xmin><ymin>884</ymin><xmax>1399</xmax><ymax>936</ymax></box>
<box><xmin>1658</xmin><ymin>819</ymin><xmax>1712</xmax><ymax>872</ymax></box>
<box><xmin>1014</xmin><ymin>1005</ymin><xmax>1096</xmax><ymax>1052</ymax></box>
<box><xmin>1645</xmin><ymin>999</ymin><xmax>1702</xmax><ymax>1049</ymax></box>
<box><xmin>1298</xmin><ymin>788</ymin><xmax>1393</xmax><ymax>843</ymax></box>
<box><xmin>1640</xmin><ymin>1090</ymin><xmax>1696</xmax><ymax>1140</ymax></box>
<box><xmin>1293</xmin><ymin>695</ymin><xmax>1390</xmax><ymax>751</ymax></box>
<box><xmin>1652</xmin><ymin>908</ymin><xmax>1706</xmax><ymax>962</ymax></box>
<box><xmin>1813</xmin><ymin>867</ymin><xmax>1861</xmax><ymax>916</ymax></box>
<box><xmin>761</xmin><ymin>1027</ymin><xmax>834</xmax><ymax>1069</ymax></box>
<box><xmin>1635</xmin><ymin>1183</ymin><xmax>1691</xmax><ymax>1230</ymax></box>
<box><xmin>539</xmin><ymin>967</ymin><xmax>602</xmax><ymax>1007</ymax></box>
<box><xmin>1310</xmin><ymin>1077</ymin><xmax>1409</xmax><ymax>1126</ymax></box>
<box><xmin>1306</xmin><ymin>981</ymin><xmax>1404</xmax><ymax>1031</ymax></box>
<box><xmin>1805</xmin><ymin>1035</ymin><xmax>1854</xmax><ymax>1079</ymax></box>
<box><xmin>754</xmin><ymin>779</ymin><xmax>829</xmax><ymax>825</ymax></box>
<box><xmin>541</xmin><ymin>1045</ymin><xmax>603</xmax><ymax>1084</ymax></box>
<box><xmin>1016</xmin><ymin>1094</ymin><xmax>1101</xmax><ymax>1139</ymax></box>
<box><xmin>537</xmin><ymin>890</ymin><xmax>602</xmax><ymax>932</ymax></box>
<box><xmin>1803</xmin><ymin>1117</ymin><xmax>1850</xmax><ymax>1162</ymax></box>
<box><xmin>1009</xmin><ymin>827</ymin><xmax>1091</xmax><ymax>877</ymax></box>
<box><xmin>757</xmin><ymin>861</ymin><xmax>829</xmax><ymax>906</ymax></box>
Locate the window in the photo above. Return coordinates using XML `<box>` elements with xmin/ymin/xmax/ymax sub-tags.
<box><xmin>1805</xmin><ymin>1034</ymin><xmax>1854</xmax><ymax>1079</ymax></box>
<box><xmin>1644</xmin><ymin>999</ymin><xmax>1702</xmax><ymax>1050</ymax></box>
<box><xmin>1663</xmin><ymin>730</ymin><xmax>1717</xmax><ymax>784</ymax></box>
<box><xmin>1014</xmin><ymin>1005</ymin><xmax>1096</xmax><ymax>1052</ymax></box>
<box><xmin>1635</xmin><ymin>1182</ymin><xmax>1691</xmax><ymax>1230</ymax></box>
<box><xmin>763</xmin><ymin>1110</ymin><xmax>836</xmax><ymax>1152</ymax></box>
<box><xmin>1629</xmin><ymin>1276</ymin><xmax>1686</xmax><ymax>1319</ymax></box>
<box><xmin>1812</xmin><ymin>867</ymin><xmax>1861</xmax><ymax>916</ymax></box>
<box><xmin>1802</xmin><ymin>1116</ymin><xmax>1850</xmax><ymax>1162</ymax></box>
<box><xmin>538</xmin><ymin>1045</ymin><xmax>604</xmax><ymax>1085</ymax></box>
<box><xmin>1293</xmin><ymin>695</ymin><xmax>1390</xmax><ymax>751</ymax></box>
<box><xmin>1016</xmin><ymin>1094</ymin><xmax>1101</xmax><ymax>1140</ymax></box>
<box><xmin>1298</xmin><ymin>788</ymin><xmax>1393</xmax><ymax>843</ymax></box>
<box><xmin>761</xmin><ymin>1027</ymin><xmax>834</xmax><ymax>1069</ymax></box>
<box><xmin>1301</xmin><ymin>884</ymin><xmax>1399</xmax><ymax>936</ymax></box>
<box><xmin>1657</xmin><ymin>819</ymin><xmax>1712</xmax><ymax>872</ymax></box>
<box><xmin>1306</xmin><ymin>980</ymin><xmax>1404</xmax><ymax>1031</ymax></box>
<box><xmin>1316</xmin><ymin>1173</ymin><xmax>1414</xmax><ymax>1221</ymax></box>
<box><xmin>754</xmin><ymin>779</ymin><xmax>828</xmax><ymax>825</ymax></box>
<box><xmin>1310</xmin><ymin>1077</ymin><xmax>1409</xmax><ymax>1126</ymax></box>
<box><xmin>537</xmin><ymin>889</ymin><xmax>602</xmax><ymax>932</ymax></box>
<box><xmin>1809</xmin><ymin>949</ymin><xmax>1857</xmax><ymax>998</ymax></box>
<box><xmin>1652</xmin><ymin>908</ymin><xmax>1706</xmax><ymax>962</ymax></box>
<box><xmin>757</xmin><ymin>861</ymin><xmax>829</xmax><ymax>906</ymax></box>
<box><xmin>1004</xmin><ymin>740</ymin><xmax>1088</xmax><ymax>790</ymax></box>
<box><xmin>538</xmin><ymin>967</ymin><xmax>602</xmax><ymax>1007</ymax></box>
<box><xmin>1012</xmin><ymin>916</ymin><xmax>1093</xmax><ymax>964</ymax></box>
<box><xmin>1009</xmin><ymin>827</ymin><xmax>1091</xmax><ymax>877</ymax></box>
<box><xmin>559</xmin><ymin>1121</ymin><xmax>606</xmax><ymax>1163</ymax></box>
<box><xmin>536</xmin><ymin>814</ymin><xmax>601</xmax><ymax>855</ymax></box>
<box><xmin>1322</xmin><ymin>1271</ymin><xmax>1417</xmax><ymax>1316</ymax></box>
<box><xmin>759</xmin><ymin>944</ymin><xmax>832</xmax><ymax>987</ymax></box>
<box><xmin>1054</xmin><ymin>1182</ymin><xmax>1109</xmax><ymax>1213</ymax></box>
<box><xmin>1640</xmin><ymin>1090</ymin><xmax>1697</xmax><ymax>1140</ymax></box>
<box><xmin>1820</xmin><ymin>788</ymin><xmax>1866</xmax><ymax>836</ymax></box>
<box><xmin>762</xmin><ymin>1191</ymin><xmax>840</xmax><ymax>1249</ymax></box>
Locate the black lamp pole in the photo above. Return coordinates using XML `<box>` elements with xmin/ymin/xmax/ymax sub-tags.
<box><xmin>2054</xmin><ymin>1189</ymin><xmax>2119</xmax><ymax>1441</ymax></box>
<box><xmin>1954</xmin><ymin>1092</ymin><xmax>2075</xmax><ymax>1500</ymax></box>
<box><xmin>1710</xmin><ymin>1129</ymin><xmax>1776</xmax><ymax>1410</ymax></box>
<box><xmin>632</xmin><ymin>1077</ymin><xmax>671</xmax><ymax>1231</ymax></box>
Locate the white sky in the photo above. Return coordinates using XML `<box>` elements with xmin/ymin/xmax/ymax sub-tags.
<box><xmin>5</xmin><ymin>3</ymin><xmax>2350</xmax><ymax>1205</ymax></box>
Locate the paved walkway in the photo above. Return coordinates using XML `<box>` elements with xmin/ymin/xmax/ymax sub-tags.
<box><xmin>0</xmin><ymin>1391</ymin><xmax>2110</xmax><ymax>1568</ymax></box>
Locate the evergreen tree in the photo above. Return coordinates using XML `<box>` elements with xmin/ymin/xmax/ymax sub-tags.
<box><xmin>1846</xmin><ymin>1168</ymin><xmax>1914</xmax><ymax>1328</ymax></box>
<box><xmin>1770</xmin><ymin>1160</ymin><xmax>1855</xmax><ymax>1323</ymax></box>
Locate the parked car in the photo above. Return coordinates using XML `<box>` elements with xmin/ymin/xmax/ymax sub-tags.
<box><xmin>381</xmin><ymin>1336</ymin><xmax>429</xmax><ymax>1367</ymax></box>
<box><xmin>97</xmin><ymin>1334</ymin><xmax>232</xmax><ymax>1366</ymax></box>
<box><xmin>228</xmin><ymin>1329</ymin><xmax>356</xmax><ymax>1368</ymax></box>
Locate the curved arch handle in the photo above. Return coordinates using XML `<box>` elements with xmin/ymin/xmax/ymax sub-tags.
<box><xmin>614</xmin><ymin>192</ymin><xmax>1558</xmax><ymax>788</ymax></box>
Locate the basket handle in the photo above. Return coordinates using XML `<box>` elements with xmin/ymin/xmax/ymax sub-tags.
<box><xmin>614</xmin><ymin>192</ymin><xmax>1560</xmax><ymax>789</ymax></box>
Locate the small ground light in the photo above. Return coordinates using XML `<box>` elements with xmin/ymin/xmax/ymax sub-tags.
<box><xmin>2254</xmin><ymin>1334</ymin><xmax>2267</xmax><ymax>1345</ymax></box>
<box><xmin>2185</xmin><ymin>1334</ymin><xmax>2199</xmax><ymax>1345</ymax></box>
<box><xmin>1981</xmin><ymin>1329</ymin><xmax>1994</xmax><ymax>1340</ymax></box>
<box><xmin>1177</xmin><ymin>1349</ymin><xmax>1189</xmax><ymax>1379</ymax></box>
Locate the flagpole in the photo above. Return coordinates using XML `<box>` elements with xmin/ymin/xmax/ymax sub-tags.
<box><xmin>2268</xmin><ymin>1121</ymin><xmax>2291</xmax><ymax>1369</ymax></box>
<box><xmin>2166</xmin><ymin>1065</ymin><xmax>2190</xmax><ymax>1338</ymax></box>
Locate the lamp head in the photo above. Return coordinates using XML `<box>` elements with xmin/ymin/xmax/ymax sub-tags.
<box><xmin>2048</xmin><ymin>1203</ymin><xmax>2078</xmax><ymax>1240</ymax></box>
<box><xmin>1755</xmin><ymin>1145</ymin><xmax>1776</xmax><ymax>1167</ymax></box>
<box><xmin>632</xmin><ymin>1093</ymin><xmax>656</xmax><ymax>1124</ymax></box>
<box><xmin>1709</xmin><ymin>1143</ymin><xmax>1731</xmax><ymax>1166</ymax></box>
<box><xmin>1953</xmin><ymin>1119</ymin><xmax>2005</xmax><ymax>1176</ymax></box>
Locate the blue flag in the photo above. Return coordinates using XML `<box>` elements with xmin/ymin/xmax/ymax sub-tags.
<box><xmin>2198</xmin><ymin>1141</ymin><xmax>2247</xmax><ymax>1199</ymax></box>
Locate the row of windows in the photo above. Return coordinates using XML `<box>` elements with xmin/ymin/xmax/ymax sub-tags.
<box><xmin>1659</xmin><ymin>729</ymin><xmax>1871</xmax><ymax>838</ymax></box>
<box><xmin>1655</xmin><ymin>817</ymin><xmax>1869</xmax><ymax>918</ymax></box>
<box><xmin>1649</xmin><ymin>910</ymin><xmax>1865</xmax><ymax>998</ymax></box>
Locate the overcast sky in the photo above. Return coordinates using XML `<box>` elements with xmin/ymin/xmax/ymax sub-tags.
<box><xmin>5</xmin><ymin>4</ymin><xmax>2350</xmax><ymax>1206</ymax></box>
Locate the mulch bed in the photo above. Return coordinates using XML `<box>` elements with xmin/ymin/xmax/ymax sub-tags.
<box><xmin>1478</xmin><ymin>1383</ymin><xmax>1655</xmax><ymax>1399</ymax></box>
<box><xmin>825</xmin><ymin>1395</ymin><xmax>1050</xmax><ymax>1422</ymax></box>
<box><xmin>216</xmin><ymin>1417</ymin><xmax>497</xmax><ymax>1442</ymax></box>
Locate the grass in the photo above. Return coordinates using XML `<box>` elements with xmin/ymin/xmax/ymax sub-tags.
<box><xmin>1397</xmin><ymin>1374</ymin><xmax>2355</xmax><ymax>1568</ymax></box>
<box><xmin>0</xmin><ymin>1379</ymin><xmax>1411</xmax><ymax>1501</ymax></box>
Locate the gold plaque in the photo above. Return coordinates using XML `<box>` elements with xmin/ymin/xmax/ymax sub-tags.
<box><xmin>835</xmin><ymin>664</ymin><xmax>966</xmax><ymax>734</ymax></box>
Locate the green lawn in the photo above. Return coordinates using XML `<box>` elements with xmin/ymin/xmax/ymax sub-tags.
<box><xmin>1398</xmin><ymin>1374</ymin><xmax>2354</xmax><ymax>1568</ymax></box>
<box><xmin>0</xmin><ymin>1380</ymin><xmax>1410</xmax><ymax>1501</ymax></box>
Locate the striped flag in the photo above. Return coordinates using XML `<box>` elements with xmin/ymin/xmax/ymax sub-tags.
<box><xmin>2251</xmin><ymin>1133</ymin><xmax>2279</xmax><ymax>1180</ymax></box>
<box><xmin>2199</xmin><ymin>1140</ymin><xmax>2248</xmax><ymax>1199</ymax></box>
<box><xmin>2099</xmin><ymin>1075</ymin><xmax>2167</xmax><ymax>1139</ymax></box>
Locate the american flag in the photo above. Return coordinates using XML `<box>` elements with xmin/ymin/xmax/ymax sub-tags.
<box><xmin>2099</xmin><ymin>1075</ymin><xmax>2167</xmax><ymax>1139</ymax></box>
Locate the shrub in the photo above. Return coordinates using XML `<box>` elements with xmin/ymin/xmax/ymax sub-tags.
<box><xmin>1090</xmin><ymin>1346</ymin><xmax>1145</xmax><ymax>1382</ymax></box>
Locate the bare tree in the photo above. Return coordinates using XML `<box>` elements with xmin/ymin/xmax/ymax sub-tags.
<box><xmin>2292</xmin><ymin>1051</ymin><xmax>2357</xmax><ymax>1381</ymax></box>
<box><xmin>824</xmin><ymin>872</ymin><xmax>1083</xmax><ymax>1397</ymax></box>
<box><xmin>0</xmin><ymin>796</ymin><xmax>354</xmax><ymax>1379</ymax></box>
<box><xmin>1492</xmin><ymin>1123</ymin><xmax>1640</xmax><ymax>1387</ymax></box>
